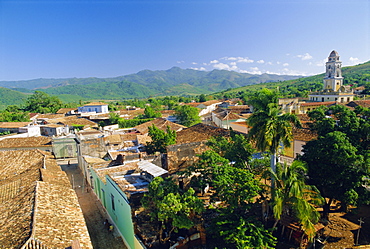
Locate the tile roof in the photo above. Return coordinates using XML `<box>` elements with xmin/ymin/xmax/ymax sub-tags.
<box><xmin>47</xmin><ymin>116</ymin><xmax>98</xmax><ymax>127</ymax></box>
<box><xmin>56</xmin><ymin>108</ymin><xmax>78</xmax><ymax>114</ymax></box>
<box><xmin>346</xmin><ymin>100</ymin><xmax>370</xmax><ymax>108</ymax></box>
<box><xmin>32</xmin><ymin>181</ymin><xmax>92</xmax><ymax>248</ymax></box>
<box><xmin>36</xmin><ymin>114</ymin><xmax>65</xmax><ymax>119</ymax></box>
<box><xmin>84</xmin><ymin>102</ymin><xmax>108</xmax><ymax>106</ymax></box>
<box><xmin>175</xmin><ymin>123</ymin><xmax>230</xmax><ymax>145</ymax></box>
<box><xmin>300</xmin><ymin>101</ymin><xmax>336</xmax><ymax>107</ymax></box>
<box><xmin>293</xmin><ymin>128</ymin><xmax>317</xmax><ymax>141</ymax></box>
<box><xmin>0</xmin><ymin>122</ymin><xmax>32</xmax><ymax>128</ymax></box>
<box><xmin>0</xmin><ymin>150</ymin><xmax>92</xmax><ymax>248</ymax></box>
<box><xmin>134</xmin><ymin>118</ymin><xmax>186</xmax><ymax>134</ymax></box>
<box><xmin>0</xmin><ymin>136</ymin><xmax>52</xmax><ymax>149</ymax></box>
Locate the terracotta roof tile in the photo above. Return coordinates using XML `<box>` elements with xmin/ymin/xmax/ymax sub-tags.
<box><xmin>84</xmin><ymin>102</ymin><xmax>108</xmax><ymax>106</ymax></box>
<box><xmin>47</xmin><ymin>116</ymin><xmax>98</xmax><ymax>127</ymax></box>
<box><xmin>0</xmin><ymin>122</ymin><xmax>32</xmax><ymax>128</ymax></box>
<box><xmin>300</xmin><ymin>101</ymin><xmax>336</xmax><ymax>107</ymax></box>
<box><xmin>36</xmin><ymin>114</ymin><xmax>65</xmax><ymax>119</ymax></box>
<box><xmin>134</xmin><ymin>118</ymin><xmax>186</xmax><ymax>134</ymax></box>
<box><xmin>0</xmin><ymin>150</ymin><xmax>92</xmax><ymax>248</ymax></box>
<box><xmin>0</xmin><ymin>137</ymin><xmax>52</xmax><ymax>149</ymax></box>
<box><xmin>56</xmin><ymin>108</ymin><xmax>78</xmax><ymax>114</ymax></box>
<box><xmin>175</xmin><ymin>123</ymin><xmax>230</xmax><ymax>144</ymax></box>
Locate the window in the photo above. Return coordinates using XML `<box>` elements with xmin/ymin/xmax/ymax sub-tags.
<box><xmin>111</xmin><ymin>194</ymin><xmax>115</xmax><ymax>211</ymax></box>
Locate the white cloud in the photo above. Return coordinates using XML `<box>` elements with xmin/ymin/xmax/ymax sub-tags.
<box><xmin>241</xmin><ymin>67</ymin><xmax>262</xmax><ymax>74</ymax></box>
<box><xmin>277</xmin><ymin>61</ymin><xmax>281</xmax><ymax>65</ymax></box>
<box><xmin>266</xmin><ymin>61</ymin><xmax>273</xmax><ymax>65</ymax></box>
<box><xmin>191</xmin><ymin>67</ymin><xmax>206</xmax><ymax>71</ymax></box>
<box><xmin>283</xmin><ymin>63</ymin><xmax>289</xmax><ymax>67</ymax></box>
<box><xmin>202</xmin><ymin>63</ymin><xmax>208</xmax><ymax>66</ymax></box>
<box><xmin>210</xmin><ymin>60</ymin><xmax>219</xmax><ymax>64</ymax></box>
<box><xmin>177</xmin><ymin>61</ymin><xmax>185</xmax><ymax>64</ymax></box>
<box><xmin>348</xmin><ymin>57</ymin><xmax>361</xmax><ymax>65</ymax></box>
<box><xmin>213</xmin><ymin>63</ymin><xmax>230</xmax><ymax>70</ymax></box>
<box><xmin>297</xmin><ymin>53</ymin><xmax>313</xmax><ymax>60</ymax></box>
<box><xmin>230</xmin><ymin>62</ymin><xmax>237</xmax><ymax>66</ymax></box>
<box><xmin>257</xmin><ymin>60</ymin><xmax>265</xmax><ymax>64</ymax></box>
<box><xmin>192</xmin><ymin>62</ymin><xmax>197</xmax><ymax>65</ymax></box>
<box><xmin>237</xmin><ymin>57</ymin><xmax>254</xmax><ymax>63</ymax></box>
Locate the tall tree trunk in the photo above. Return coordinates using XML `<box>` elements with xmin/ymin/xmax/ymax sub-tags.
<box><xmin>322</xmin><ymin>198</ymin><xmax>333</xmax><ymax>221</ymax></box>
<box><xmin>270</xmin><ymin>150</ymin><xmax>277</xmax><ymax>189</ymax></box>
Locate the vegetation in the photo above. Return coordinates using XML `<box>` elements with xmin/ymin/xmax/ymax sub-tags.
<box><xmin>141</xmin><ymin>177</ymin><xmax>204</xmax><ymax>244</ymax></box>
<box><xmin>246</xmin><ymin>89</ymin><xmax>301</xmax><ymax>185</ymax></box>
<box><xmin>174</xmin><ymin>105</ymin><xmax>201</xmax><ymax>127</ymax></box>
<box><xmin>24</xmin><ymin>91</ymin><xmax>64</xmax><ymax>114</ymax></box>
<box><xmin>301</xmin><ymin>104</ymin><xmax>370</xmax><ymax>219</ymax></box>
<box><xmin>146</xmin><ymin>125</ymin><xmax>177</xmax><ymax>154</ymax></box>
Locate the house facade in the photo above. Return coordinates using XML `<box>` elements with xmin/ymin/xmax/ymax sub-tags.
<box><xmin>78</xmin><ymin>102</ymin><xmax>109</xmax><ymax>114</ymax></box>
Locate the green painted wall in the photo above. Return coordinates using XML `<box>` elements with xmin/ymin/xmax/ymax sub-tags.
<box><xmin>89</xmin><ymin>168</ymin><xmax>138</xmax><ymax>249</ymax></box>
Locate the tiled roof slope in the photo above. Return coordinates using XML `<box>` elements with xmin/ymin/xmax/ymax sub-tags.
<box><xmin>175</xmin><ymin>123</ymin><xmax>230</xmax><ymax>145</ymax></box>
<box><xmin>135</xmin><ymin>118</ymin><xmax>186</xmax><ymax>134</ymax></box>
<box><xmin>0</xmin><ymin>150</ymin><xmax>44</xmax><ymax>248</ymax></box>
<box><xmin>47</xmin><ymin>116</ymin><xmax>97</xmax><ymax>127</ymax></box>
<box><xmin>33</xmin><ymin>181</ymin><xmax>92</xmax><ymax>248</ymax></box>
<box><xmin>0</xmin><ymin>136</ymin><xmax>52</xmax><ymax>149</ymax></box>
<box><xmin>0</xmin><ymin>150</ymin><xmax>92</xmax><ymax>248</ymax></box>
<box><xmin>0</xmin><ymin>122</ymin><xmax>31</xmax><ymax>128</ymax></box>
<box><xmin>56</xmin><ymin>108</ymin><xmax>78</xmax><ymax>114</ymax></box>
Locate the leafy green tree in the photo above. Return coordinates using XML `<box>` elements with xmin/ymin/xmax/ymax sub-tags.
<box><xmin>118</xmin><ymin>118</ymin><xmax>154</xmax><ymax>128</ymax></box>
<box><xmin>198</xmin><ymin>94</ymin><xmax>207</xmax><ymax>102</ymax></box>
<box><xmin>24</xmin><ymin>91</ymin><xmax>63</xmax><ymax>113</ymax></box>
<box><xmin>108</xmin><ymin>112</ymin><xmax>121</xmax><ymax>125</ymax></box>
<box><xmin>142</xmin><ymin>106</ymin><xmax>161</xmax><ymax>118</ymax></box>
<box><xmin>246</xmin><ymin>89</ymin><xmax>301</xmax><ymax>185</ymax></box>
<box><xmin>270</xmin><ymin>161</ymin><xmax>323</xmax><ymax>241</ymax></box>
<box><xmin>207</xmin><ymin>131</ymin><xmax>255</xmax><ymax>169</ymax></box>
<box><xmin>212</xmin><ymin>211</ymin><xmax>276</xmax><ymax>249</ymax></box>
<box><xmin>187</xmin><ymin>150</ymin><xmax>274</xmax><ymax>248</ymax></box>
<box><xmin>300</xmin><ymin>131</ymin><xmax>365</xmax><ymax>219</ymax></box>
<box><xmin>146</xmin><ymin>125</ymin><xmax>177</xmax><ymax>154</ymax></box>
<box><xmin>141</xmin><ymin>177</ymin><xmax>204</xmax><ymax>244</ymax></box>
<box><xmin>174</xmin><ymin>105</ymin><xmax>201</xmax><ymax>127</ymax></box>
<box><xmin>0</xmin><ymin>110</ymin><xmax>29</xmax><ymax>122</ymax></box>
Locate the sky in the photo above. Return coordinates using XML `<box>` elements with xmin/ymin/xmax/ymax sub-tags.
<box><xmin>0</xmin><ymin>0</ymin><xmax>369</xmax><ymax>81</ymax></box>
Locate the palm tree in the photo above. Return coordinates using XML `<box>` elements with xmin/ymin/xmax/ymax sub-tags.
<box><xmin>270</xmin><ymin>161</ymin><xmax>324</xmax><ymax>241</ymax></box>
<box><xmin>246</xmin><ymin>89</ymin><xmax>301</xmax><ymax>185</ymax></box>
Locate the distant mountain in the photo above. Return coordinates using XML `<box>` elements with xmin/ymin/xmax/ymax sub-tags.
<box><xmin>0</xmin><ymin>67</ymin><xmax>301</xmax><ymax>101</ymax></box>
<box><xmin>219</xmin><ymin>61</ymin><xmax>370</xmax><ymax>96</ymax></box>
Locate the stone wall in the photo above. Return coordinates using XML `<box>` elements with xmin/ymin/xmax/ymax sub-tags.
<box><xmin>166</xmin><ymin>141</ymin><xmax>209</xmax><ymax>173</ymax></box>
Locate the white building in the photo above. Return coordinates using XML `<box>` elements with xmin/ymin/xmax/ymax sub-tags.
<box><xmin>78</xmin><ymin>102</ymin><xmax>109</xmax><ymax>114</ymax></box>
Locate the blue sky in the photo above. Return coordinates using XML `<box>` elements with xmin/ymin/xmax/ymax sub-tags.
<box><xmin>0</xmin><ymin>0</ymin><xmax>369</xmax><ymax>81</ymax></box>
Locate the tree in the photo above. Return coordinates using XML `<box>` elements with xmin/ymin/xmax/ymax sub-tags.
<box><xmin>24</xmin><ymin>91</ymin><xmax>63</xmax><ymax>113</ymax></box>
<box><xmin>142</xmin><ymin>106</ymin><xmax>161</xmax><ymax>119</ymax></box>
<box><xmin>141</xmin><ymin>177</ymin><xmax>204</xmax><ymax>244</ymax></box>
<box><xmin>300</xmin><ymin>131</ymin><xmax>365</xmax><ymax>219</ymax></box>
<box><xmin>270</xmin><ymin>161</ymin><xmax>323</xmax><ymax>241</ymax></box>
<box><xmin>146</xmin><ymin>125</ymin><xmax>176</xmax><ymax>154</ymax></box>
<box><xmin>212</xmin><ymin>211</ymin><xmax>276</xmax><ymax>249</ymax></box>
<box><xmin>174</xmin><ymin>105</ymin><xmax>201</xmax><ymax>127</ymax></box>
<box><xmin>246</xmin><ymin>89</ymin><xmax>301</xmax><ymax>185</ymax></box>
<box><xmin>198</xmin><ymin>94</ymin><xmax>207</xmax><ymax>102</ymax></box>
<box><xmin>108</xmin><ymin>112</ymin><xmax>121</xmax><ymax>125</ymax></box>
<box><xmin>206</xmin><ymin>130</ymin><xmax>255</xmax><ymax>170</ymax></box>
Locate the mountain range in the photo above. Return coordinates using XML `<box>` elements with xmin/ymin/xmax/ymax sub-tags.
<box><xmin>0</xmin><ymin>67</ymin><xmax>301</xmax><ymax>104</ymax></box>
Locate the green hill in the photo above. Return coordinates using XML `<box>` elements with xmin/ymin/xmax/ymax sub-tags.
<box><xmin>0</xmin><ymin>67</ymin><xmax>301</xmax><ymax>102</ymax></box>
<box><xmin>218</xmin><ymin>61</ymin><xmax>370</xmax><ymax>98</ymax></box>
<box><xmin>0</xmin><ymin>87</ymin><xmax>28</xmax><ymax>110</ymax></box>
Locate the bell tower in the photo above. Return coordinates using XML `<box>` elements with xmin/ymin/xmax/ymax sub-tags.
<box><xmin>323</xmin><ymin>50</ymin><xmax>343</xmax><ymax>91</ymax></box>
